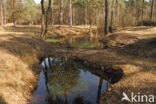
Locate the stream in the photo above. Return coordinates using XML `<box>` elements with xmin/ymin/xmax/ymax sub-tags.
<box><xmin>45</xmin><ymin>36</ymin><xmax>103</xmax><ymax>49</ymax></box>
<box><xmin>30</xmin><ymin>57</ymin><xmax>112</xmax><ymax>104</ymax></box>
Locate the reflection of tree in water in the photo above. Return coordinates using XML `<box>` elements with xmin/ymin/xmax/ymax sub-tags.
<box><xmin>97</xmin><ymin>78</ymin><xmax>103</xmax><ymax>104</ymax></box>
<box><xmin>42</xmin><ymin>57</ymin><xmax>111</xmax><ymax>104</ymax></box>
<box><xmin>73</xmin><ymin>96</ymin><xmax>84</xmax><ymax>104</ymax></box>
<box><xmin>44</xmin><ymin>57</ymin><xmax>81</xmax><ymax>104</ymax></box>
<box><xmin>73</xmin><ymin>95</ymin><xmax>92</xmax><ymax>104</ymax></box>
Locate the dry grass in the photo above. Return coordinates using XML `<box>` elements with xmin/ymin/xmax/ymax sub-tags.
<box><xmin>0</xmin><ymin>25</ymin><xmax>155</xmax><ymax>104</ymax></box>
<box><xmin>70</xmin><ymin>26</ymin><xmax>156</xmax><ymax>104</ymax></box>
<box><xmin>0</xmin><ymin>26</ymin><xmax>54</xmax><ymax>104</ymax></box>
<box><xmin>0</xmin><ymin>25</ymin><xmax>90</xmax><ymax>104</ymax></box>
<box><xmin>101</xmin><ymin>26</ymin><xmax>156</xmax><ymax>47</ymax></box>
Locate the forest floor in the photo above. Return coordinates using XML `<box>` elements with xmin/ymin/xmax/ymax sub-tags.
<box><xmin>0</xmin><ymin>26</ymin><xmax>52</xmax><ymax>104</ymax></box>
<box><xmin>0</xmin><ymin>25</ymin><xmax>93</xmax><ymax>104</ymax></box>
<box><xmin>0</xmin><ymin>25</ymin><xmax>155</xmax><ymax>104</ymax></box>
<box><xmin>72</xmin><ymin>26</ymin><xmax>156</xmax><ymax>104</ymax></box>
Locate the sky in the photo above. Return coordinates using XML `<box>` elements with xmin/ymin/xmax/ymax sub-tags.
<box><xmin>34</xmin><ymin>0</ymin><xmax>41</xmax><ymax>4</ymax></box>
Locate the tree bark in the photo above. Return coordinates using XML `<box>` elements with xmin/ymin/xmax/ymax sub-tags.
<box><xmin>41</xmin><ymin>0</ymin><xmax>51</xmax><ymax>37</ymax></box>
<box><xmin>150</xmin><ymin>0</ymin><xmax>155</xmax><ymax>21</ymax></box>
<box><xmin>45</xmin><ymin>0</ymin><xmax>51</xmax><ymax>35</ymax></box>
<box><xmin>110</xmin><ymin>0</ymin><xmax>115</xmax><ymax>33</ymax></box>
<box><xmin>0</xmin><ymin>0</ymin><xmax>6</xmax><ymax>27</ymax></box>
<box><xmin>114</xmin><ymin>0</ymin><xmax>118</xmax><ymax>26</ymax></box>
<box><xmin>2</xmin><ymin>0</ymin><xmax>6</xmax><ymax>27</ymax></box>
<box><xmin>59</xmin><ymin>0</ymin><xmax>63</xmax><ymax>26</ymax></box>
<box><xmin>142</xmin><ymin>0</ymin><xmax>144</xmax><ymax>23</ymax></box>
<box><xmin>69</xmin><ymin>0</ymin><xmax>72</xmax><ymax>26</ymax></box>
<box><xmin>85</xmin><ymin>1</ymin><xmax>88</xmax><ymax>25</ymax></box>
<box><xmin>3</xmin><ymin>1</ymin><xmax>6</xmax><ymax>27</ymax></box>
<box><xmin>12</xmin><ymin>0</ymin><xmax>16</xmax><ymax>27</ymax></box>
<box><xmin>104</xmin><ymin>0</ymin><xmax>109</xmax><ymax>35</ymax></box>
<box><xmin>1</xmin><ymin>3</ymin><xmax>3</xmax><ymax>26</ymax></box>
<box><xmin>51</xmin><ymin>0</ymin><xmax>53</xmax><ymax>26</ymax></box>
<box><xmin>41</xmin><ymin>0</ymin><xmax>45</xmax><ymax>36</ymax></box>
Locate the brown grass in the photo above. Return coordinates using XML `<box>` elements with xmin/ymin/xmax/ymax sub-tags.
<box><xmin>0</xmin><ymin>26</ymin><xmax>55</xmax><ymax>104</ymax></box>
<box><xmin>70</xmin><ymin>26</ymin><xmax>156</xmax><ymax>104</ymax></box>
<box><xmin>0</xmin><ymin>25</ymin><xmax>91</xmax><ymax>104</ymax></box>
<box><xmin>0</xmin><ymin>25</ymin><xmax>155</xmax><ymax>104</ymax></box>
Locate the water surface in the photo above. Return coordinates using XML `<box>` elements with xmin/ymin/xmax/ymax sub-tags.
<box><xmin>45</xmin><ymin>36</ymin><xmax>103</xmax><ymax>49</ymax></box>
<box><xmin>30</xmin><ymin>57</ymin><xmax>112</xmax><ymax>104</ymax></box>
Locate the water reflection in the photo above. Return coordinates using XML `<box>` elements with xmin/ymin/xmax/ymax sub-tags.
<box><xmin>46</xmin><ymin>36</ymin><xmax>103</xmax><ymax>49</ymax></box>
<box><xmin>63</xmin><ymin>37</ymin><xmax>103</xmax><ymax>49</ymax></box>
<box><xmin>30</xmin><ymin>57</ymin><xmax>112</xmax><ymax>104</ymax></box>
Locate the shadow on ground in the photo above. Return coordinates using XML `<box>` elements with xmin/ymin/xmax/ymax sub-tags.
<box><xmin>0</xmin><ymin>26</ymin><xmax>155</xmax><ymax>104</ymax></box>
<box><xmin>122</xmin><ymin>26</ymin><xmax>151</xmax><ymax>31</ymax></box>
<box><xmin>3</xmin><ymin>26</ymin><xmax>40</xmax><ymax>33</ymax></box>
<box><xmin>117</xmin><ymin>37</ymin><xmax>156</xmax><ymax>59</ymax></box>
<box><xmin>0</xmin><ymin>96</ymin><xmax>6</xmax><ymax>104</ymax></box>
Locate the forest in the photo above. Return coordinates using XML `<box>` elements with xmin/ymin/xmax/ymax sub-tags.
<box><xmin>0</xmin><ymin>0</ymin><xmax>155</xmax><ymax>104</ymax></box>
<box><xmin>1</xmin><ymin>0</ymin><xmax>156</xmax><ymax>32</ymax></box>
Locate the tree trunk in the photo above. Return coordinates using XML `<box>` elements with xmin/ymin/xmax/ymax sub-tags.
<box><xmin>104</xmin><ymin>0</ymin><xmax>109</xmax><ymax>35</ymax></box>
<box><xmin>69</xmin><ymin>0</ymin><xmax>72</xmax><ymax>26</ymax></box>
<box><xmin>51</xmin><ymin>0</ymin><xmax>53</xmax><ymax>26</ymax></box>
<box><xmin>150</xmin><ymin>0</ymin><xmax>155</xmax><ymax>21</ymax></box>
<box><xmin>1</xmin><ymin>4</ymin><xmax>3</xmax><ymax>26</ymax></box>
<box><xmin>41</xmin><ymin>0</ymin><xmax>51</xmax><ymax>37</ymax></box>
<box><xmin>4</xmin><ymin>3</ymin><xmax>6</xmax><ymax>27</ymax></box>
<box><xmin>114</xmin><ymin>0</ymin><xmax>118</xmax><ymax>27</ymax></box>
<box><xmin>142</xmin><ymin>0</ymin><xmax>144</xmax><ymax>23</ymax></box>
<box><xmin>133</xmin><ymin>0</ymin><xmax>136</xmax><ymax>25</ymax></box>
<box><xmin>41</xmin><ymin>0</ymin><xmax>45</xmax><ymax>36</ymax></box>
<box><xmin>13</xmin><ymin>0</ymin><xmax>16</xmax><ymax>27</ymax></box>
<box><xmin>0</xmin><ymin>0</ymin><xmax>6</xmax><ymax>27</ymax></box>
<box><xmin>85</xmin><ymin>1</ymin><xmax>88</xmax><ymax>25</ymax></box>
<box><xmin>110</xmin><ymin>0</ymin><xmax>115</xmax><ymax>33</ymax></box>
<box><xmin>89</xmin><ymin>3</ymin><xmax>93</xmax><ymax>35</ymax></box>
<box><xmin>44</xmin><ymin>0</ymin><xmax>51</xmax><ymax>35</ymax></box>
<box><xmin>59</xmin><ymin>0</ymin><xmax>63</xmax><ymax>26</ymax></box>
<box><xmin>2</xmin><ymin>0</ymin><xmax>6</xmax><ymax>27</ymax></box>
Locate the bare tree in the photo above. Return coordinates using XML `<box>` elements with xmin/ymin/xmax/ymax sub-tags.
<box><xmin>12</xmin><ymin>0</ymin><xmax>16</xmax><ymax>26</ymax></box>
<box><xmin>0</xmin><ymin>0</ymin><xmax>6</xmax><ymax>27</ymax></box>
<box><xmin>59</xmin><ymin>0</ymin><xmax>64</xmax><ymax>26</ymax></box>
<box><xmin>150</xmin><ymin>0</ymin><xmax>155</xmax><ymax>21</ymax></box>
<box><xmin>85</xmin><ymin>0</ymin><xmax>88</xmax><ymax>25</ymax></box>
<box><xmin>104</xmin><ymin>0</ymin><xmax>109</xmax><ymax>35</ymax></box>
<box><xmin>1</xmin><ymin>2</ymin><xmax>3</xmax><ymax>26</ymax></box>
<box><xmin>41</xmin><ymin>0</ymin><xmax>45</xmax><ymax>36</ymax></box>
<box><xmin>41</xmin><ymin>0</ymin><xmax>52</xmax><ymax>37</ymax></box>
<box><xmin>110</xmin><ymin>0</ymin><xmax>116</xmax><ymax>33</ymax></box>
<box><xmin>3</xmin><ymin>0</ymin><xmax>6</xmax><ymax>26</ymax></box>
<box><xmin>69</xmin><ymin>0</ymin><xmax>72</xmax><ymax>26</ymax></box>
<box><xmin>51</xmin><ymin>0</ymin><xmax>54</xmax><ymax>26</ymax></box>
<box><xmin>142</xmin><ymin>0</ymin><xmax>144</xmax><ymax>23</ymax></box>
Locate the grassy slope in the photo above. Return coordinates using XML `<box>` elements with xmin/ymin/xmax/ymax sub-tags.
<box><xmin>73</xmin><ymin>26</ymin><xmax>156</xmax><ymax>104</ymax></box>
<box><xmin>0</xmin><ymin>25</ymin><xmax>155</xmax><ymax>104</ymax></box>
<box><xmin>0</xmin><ymin>25</ymin><xmax>88</xmax><ymax>104</ymax></box>
<box><xmin>0</xmin><ymin>26</ymin><xmax>54</xmax><ymax>104</ymax></box>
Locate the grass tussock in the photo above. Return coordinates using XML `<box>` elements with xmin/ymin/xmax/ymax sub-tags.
<box><xmin>70</xmin><ymin>26</ymin><xmax>156</xmax><ymax>104</ymax></box>
<box><xmin>0</xmin><ymin>26</ymin><xmax>55</xmax><ymax>104</ymax></box>
<box><xmin>0</xmin><ymin>25</ymin><xmax>90</xmax><ymax>104</ymax></box>
<box><xmin>0</xmin><ymin>25</ymin><xmax>155</xmax><ymax>104</ymax></box>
